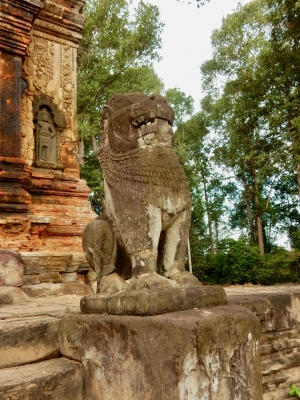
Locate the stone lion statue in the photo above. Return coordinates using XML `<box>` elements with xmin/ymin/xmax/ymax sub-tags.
<box><xmin>83</xmin><ymin>93</ymin><xmax>200</xmax><ymax>294</ymax></box>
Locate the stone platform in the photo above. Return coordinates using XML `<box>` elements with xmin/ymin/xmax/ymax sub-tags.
<box><xmin>60</xmin><ymin>305</ymin><xmax>262</xmax><ymax>400</ymax></box>
<box><xmin>1</xmin><ymin>284</ymin><xmax>300</xmax><ymax>399</ymax></box>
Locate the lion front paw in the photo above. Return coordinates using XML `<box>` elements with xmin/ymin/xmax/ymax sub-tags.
<box><xmin>99</xmin><ymin>273</ymin><xmax>128</xmax><ymax>295</ymax></box>
<box><xmin>127</xmin><ymin>272</ymin><xmax>175</xmax><ymax>291</ymax></box>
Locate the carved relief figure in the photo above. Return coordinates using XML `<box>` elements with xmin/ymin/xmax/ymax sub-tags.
<box><xmin>36</xmin><ymin>107</ymin><xmax>56</xmax><ymax>162</ymax></box>
<box><xmin>83</xmin><ymin>93</ymin><xmax>200</xmax><ymax>294</ymax></box>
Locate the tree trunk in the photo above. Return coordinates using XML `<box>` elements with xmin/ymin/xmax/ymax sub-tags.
<box><xmin>253</xmin><ymin>171</ymin><xmax>264</xmax><ymax>256</ymax></box>
<box><xmin>297</xmin><ymin>164</ymin><xmax>300</xmax><ymax>204</ymax></box>
<box><xmin>214</xmin><ymin>220</ymin><xmax>219</xmax><ymax>250</ymax></box>
<box><xmin>243</xmin><ymin>191</ymin><xmax>256</xmax><ymax>244</ymax></box>
<box><xmin>91</xmin><ymin>134</ymin><xmax>98</xmax><ymax>154</ymax></box>
<box><xmin>201</xmin><ymin>170</ymin><xmax>214</xmax><ymax>254</ymax></box>
<box><xmin>78</xmin><ymin>138</ymin><xmax>84</xmax><ymax>166</ymax></box>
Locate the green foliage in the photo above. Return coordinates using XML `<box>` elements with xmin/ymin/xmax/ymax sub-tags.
<box><xmin>192</xmin><ymin>239</ymin><xmax>300</xmax><ymax>285</ymax></box>
<box><xmin>78</xmin><ymin>0</ymin><xmax>165</xmax><ymax>210</ymax></box>
<box><xmin>165</xmin><ymin>88</ymin><xmax>194</xmax><ymax>126</ymax></box>
<box><xmin>80</xmin><ymin>150</ymin><xmax>104</xmax><ymax>215</ymax></box>
<box><xmin>78</xmin><ymin>0</ymin><xmax>164</xmax><ymax>139</ymax></box>
<box><xmin>199</xmin><ymin>0</ymin><xmax>300</xmax><ymax>256</ymax></box>
<box><xmin>289</xmin><ymin>384</ymin><xmax>300</xmax><ymax>397</ymax></box>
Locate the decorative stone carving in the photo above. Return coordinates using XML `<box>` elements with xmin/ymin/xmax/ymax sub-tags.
<box><xmin>36</xmin><ymin>107</ymin><xmax>56</xmax><ymax>163</ymax></box>
<box><xmin>21</xmin><ymin>94</ymin><xmax>35</xmax><ymax>166</ymax></box>
<box><xmin>83</xmin><ymin>93</ymin><xmax>202</xmax><ymax>306</ymax></box>
<box><xmin>32</xmin><ymin>95</ymin><xmax>65</xmax><ymax>169</ymax></box>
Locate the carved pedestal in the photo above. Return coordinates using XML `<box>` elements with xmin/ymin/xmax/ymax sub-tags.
<box><xmin>60</xmin><ymin>307</ymin><xmax>263</xmax><ymax>399</ymax></box>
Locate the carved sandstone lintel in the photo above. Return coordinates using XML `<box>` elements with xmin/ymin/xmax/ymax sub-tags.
<box><xmin>0</xmin><ymin>0</ymin><xmax>43</xmax><ymax>56</ymax></box>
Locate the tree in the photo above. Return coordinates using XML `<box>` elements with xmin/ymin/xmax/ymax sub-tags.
<box><xmin>78</xmin><ymin>0</ymin><xmax>165</xmax><ymax>211</ymax></box>
<box><xmin>173</xmin><ymin>111</ymin><xmax>236</xmax><ymax>282</ymax></box>
<box><xmin>78</xmin><ymin>0</ymin><xmax>164</xmax><ymax>147</ymax></box>
<box><xmin>200</xmin><ymin>0</ymin><xmax>294</xmax><ymax>255</ymax></box>
<box><xmin>165</xmin><ymin>88</ymin><xmax>194</xmax><ymax>127</ymax></box>
<box><xmin>264</xmin><ymin>0</ymin><xmax>300</xmax><ymax>197</ymax></box>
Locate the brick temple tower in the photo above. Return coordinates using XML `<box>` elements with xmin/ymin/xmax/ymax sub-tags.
<box><xmin>0</xmin><ymin>0</ymin><xmax>95</xmax><ymax>253</ymax></box>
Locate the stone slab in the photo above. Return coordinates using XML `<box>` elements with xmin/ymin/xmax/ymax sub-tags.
<box><xmin>227</xmin><ymin>287</ymin><xmax>300</xmax><ymax>332</ymax></box>
<box><xmin>0</xmin><ymin>315</ymin><xmax>59</xmax><ymax>368</ymax></box>
<box><xmin>60</xmin><ymin>305</ymin><xmax>262</xmax><ymax>400</ymax></box>
<box><xmin>39</xmin><ymin>271</ymin><xmax>62</xmax><ymax>283</ymax></box>
<box><xmin>225</xmin><ymin>284</ymin><xmax>300</xmax><ymax>400</ymax></box>
<box><xmin>20</xmin><ymin>251</ymin><xmax>72</xmax><ymax>274</ymax></box>
<box><xmin>23</xmin><ymin>274</ymin><xmax>40</xmax><ymax>285</ymax></box>
<box><xmin>260</xmin><ymin>329</ymin><xmax>300</xmax><ymax>355</ymax></box>
<box><xmin>0</xmin><ymin>295</ymin><xmax>82</xmax><ymax>320</ymax></box>
<box><xmin>21</xmin><ymin>282</ymin><xmax>92</xmax><ymax>297</ymax></box>
<box><xmin>80</xmin><ymin>285</ymin><xmax>227</xmax><ymax>316</ymax></box>
<box><xmin>0</xmin><ymin>357</ymin><xmax>83</xmax><ymax>400</ymax></box>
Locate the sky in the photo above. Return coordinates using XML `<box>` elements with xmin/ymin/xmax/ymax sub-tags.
<box><xmin>133</xmin><ymin>0</ymin><xmax>249</xmax><ymax>112</ymax></box>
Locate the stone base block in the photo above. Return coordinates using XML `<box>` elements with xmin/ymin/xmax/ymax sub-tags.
<box><xmin>80</xmin><ymin>285</ymin><xmax>227</xmax><ymax>316</ymax></box>
<box><xmin>0</xmin><ymin>358</ymin><xmax>83</xmax><ymax>400</ymax></box>
<box><xmin>60</xmin><ymin>306</ymin><xmax>262</xmax><ymax>400</ymax></box>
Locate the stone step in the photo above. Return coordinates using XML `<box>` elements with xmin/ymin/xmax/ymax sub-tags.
<box><xmin>0</xmin><ymin>357</ymin><xmax>83</xmax><ymax>400</ymax></box>
<box><xmin>0</xmin><ymin>315</ymin><xmax>60</xmax><ymax>369</ymax></box>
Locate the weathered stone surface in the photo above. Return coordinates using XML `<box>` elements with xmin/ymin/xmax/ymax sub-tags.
<box><xmin>21</xmin><ymin>282</ymin><xmax>92</xmax><ymax>297</ymax></box>
<box><xmin>23</xmin><ymin>274</ymin><xmax>40</xmax><ymax>285</ymax></box>
<box><xmin>81</xmin><ymin>284</ymin><xmax>227</xmax><ymax>316</ymax></box>
<box><xmin>0</xmin><ymin>315</ymin><xmax>60</xmax><ymax>368</ymax></box>
<box><xmin>0</xmin><ymin>0</ymin><xmax>96</xmax><ymax>254</ymax></box>
<box><xmin>61</xmin><ymin>272</ymin><xmax>79</xmax><ymax>283</ymax></box>
<box><xmin>0</xmin><ymin>357</ymin><xmax>83</xmax><ymax>400</ymax></box>
<box><xmin>228</xmin><ymin>295</ymin><xmax>274</xmax><ymax>333</ymax></box>
<box><xmin>0</xmin><ymin>294</ymin><xmax>82</xmax><ymax>320</ymax></box>
<box><xmin>39</xmin><ymin>271</ymin><xmax>62</xmax><ymax>283</ymax></box>
<box><xmin>226</xmin><ymin>285</ymin><xmax>300</xmax><ymax>332</ymax></box>
<box><xmin>60</xmin><ymin>306</ymin><xmax>262</xmax><ymax>400</ymax></box>
<box><xmin>0</xmin><ymin>0</ymin><xmax>43</xmax><ymax>56</ymax></box>
<box><xmin>0</xmin><ymin>292</ymin><xmax>13</xmax><ymax>306</ymax></box>
<box><xmin>66</xmin><ymin>253</ymin><xmax>89</xmax><ymax>272</ymax></box>
<box><xmin>21</xmin><ymin>251</ymin><xmax>72</xmax><ymax>274</ymax></box>
<box><xmin>0</xmin><ymin>250</ymin><xmax>24</xmax><ymax>286</ymax></box>
<box><xmin>0</xmin><ymin>286</ymin><xmax>29</xmax><ymax>304</ymax></box>
<box><xmin>226</xmin><ymin>285</ymin><xmax>300</xmax><ymax>400</ymax></box>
